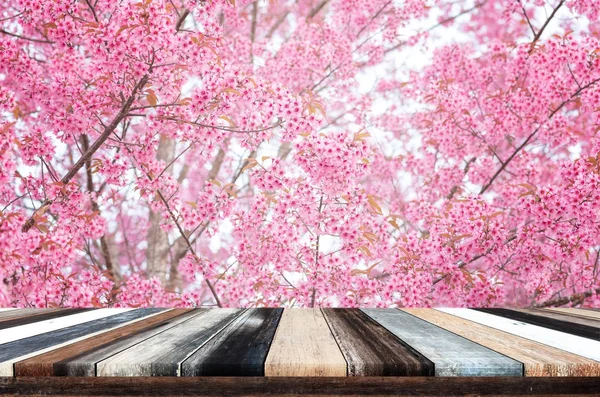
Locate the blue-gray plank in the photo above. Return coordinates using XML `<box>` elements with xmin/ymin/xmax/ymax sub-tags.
<box><xmin>362</xmin><ymin>309</ymin><xmax>523</xmax><ymax>376</ymax></box>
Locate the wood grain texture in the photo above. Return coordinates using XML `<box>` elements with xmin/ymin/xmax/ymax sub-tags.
<box><xmin>321</xmin><ymin>309</ymin><xmax>433</xmax><ymax>377</ymax></box>
<box><xmin>362</xmin><ymin>309</ymin><xmax>522</xmax><ymax>377</ymax></box>
<box><xmin>0</xmin><ymin>308</ymin><xmax>132</xmax><ymax>345</ymax></box>
<box><xmin>513</xmin><ymin>308</ymin><xmax>600</xmax><ymax>329</ymax></box>
<box><xmin>476</xmin><ymin>308</ymin><xmax>600</xmax><ymax>340</ymax></box>
<box><xmin>14</xmin><ymin>309</ymin><xmax>191</xmax><ymax>376</ymax></box>
<box><xmin>2</xmin><ymin>376</ymin><xmax>600</xmax><ymax>396</ymax></box>
<box><xmin>544</xmin><ymin>308</ymin><xmax>600</xmax><ymax>321</ymax></box>
<box><xmin>181</xmin><ymin>308</ymin><xmax>282</xmax><ymax>376</ymax></box>
<box><xmin>264</xmin><ymin>309</ymin><xmax>346</xmax><ymax>377</ymax></box>
<box><xmin>0</xmin><ymin>309</ymin><xmax>163</xmax><ymax>376</ymax></box>
<box><xmin>437</xmin><ymin>309</ymin><xmax>600</xmax><ymax>363</ymax></box>
<box><xmin>0</xmin><ymin>309</ymin><xmax>90</xmax><ymax>330</ymax></box>
<box><xmin>98</xmin><ymin>309</ymin><xmax>243</xmax><ymax>377</ymax></box>
<box><xmin>404</xmin><ymin>309</ymin><xmax>600</xmax><ymax>377</ymax></box>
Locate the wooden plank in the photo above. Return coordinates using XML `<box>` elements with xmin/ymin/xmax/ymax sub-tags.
<box><xmin>544</xmin><ymin>308</ymin><xmax>600</xmax><ymax>321</ymax></box>
<box><xmin>264</xmin><ymin>309</ymin><xmax>346</xmax><ymax>377</ymax></box>
<box><xmin>98</xmin><ymin>309</ymin><xmax>243</xmax><ymax>377</ymax></box>
<box><xmin>513</xmin><ymin>308</ymin><xmax>600</xmax><ymax>328</ymax></box>
<box><xmin>0</xmin><ymin>308</ymin><xmax>133</xmax><ymax>345</ymax></box>
<box><xmin>404</xmin><ymin>309</ymin><xmax>600</xmax><ymax>377</ymax></box>
<box><xmin>321</xmin><ymin>309</ymin><xmax>433</xmax><ymax>376</ymax></box>
<box><xmin>2</xmin><ymin>376</ymin><xmax>600</xmax><ymax>397</ymax></box>
<box><xmin>0</xmin><ymin>308</ymin><xmax>91</xmax><ymax>330</ymax></box>
<box><xmin>362</xmin><ymin>309</ymin><xmax>522</xmax><ymax>377</ymax></box>
<box><xmin>0</xmin><ymin>309</ymin><xmax>163</xmax><ymax>376</ymax></box>
<box><xmin>476</xmin><ymin>308</ymin><xmax>600</xmax><ymax>340</ymax></box>
<box><xmin>181</xmin><ymin>308</ymin><xmax>282</xmax><ymax>376</ymax></box>
<box><xmin>438</xmin><ymin>309</ymin><xmax>600</xmax><ymax>362</ymax></box>
<box><xmin>15</xmin><ymin>309</ymin><xmax>192</xmax><ymax>376</ymax></box>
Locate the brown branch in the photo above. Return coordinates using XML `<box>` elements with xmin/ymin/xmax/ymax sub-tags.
<box><xmin>175</xmin><ymin>9</ymin><xmax>190</xmax><ymax>32</ymax></box>
<box><xmin>531</xmin><ymin>0</ymin><xmax>564</xmax><ymax>46</ymax></box>
<box><xmin>112</xmin><ymin>132</ymin><xmax>222</xmax><ymax>307</ymax></box>
<box><xmin>307</xmin><ymin>0</ymin><xmax>330</xmax><ymax>19</ymax></box>
<box><xmin>81</xmin><ymin>134</ymin><xmax>118</xmax><ymax>285</ymax></box>
<box><xmin>479</xmin><ymin>77</ymin><xmax>600</xmax><ymax>195</ymax></box>
<box><xmin>265</xmin><ymin>11</ymin><xmax>289</xmax><ymax>39</ymax></box>
<box><xmin>0</xmin><ymin>29</ymin><xmax>54</xmax><ymax>44</ymax></box>
<box><xmin>310</xmin><ymin>195</ymin><xmax>324</xmax><ymax>308</ymax></box>
<box><xmin>534</xmin><ymin>288</ymin><xmax>600</xmax><ymax>308</ymax></box>
<box><xmin>22</xmin><ymin>74</ymin><xmax>149</xmax><ymax>233</ymax></box>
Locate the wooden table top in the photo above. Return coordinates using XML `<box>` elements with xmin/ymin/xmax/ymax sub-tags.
<box><xmin>0</xmin><ymin>308</ymin><xmax>598</xmax><ymax>396</ymax></box>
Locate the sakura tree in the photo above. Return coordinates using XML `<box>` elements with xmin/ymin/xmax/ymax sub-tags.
<box><xmin>1</xmin><ymin>0</ymin><xmax>599</xmax><ymax>308</ymax></box>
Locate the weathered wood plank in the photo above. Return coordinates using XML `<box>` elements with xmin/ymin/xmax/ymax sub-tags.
<box><xmin>476</xmin><ymin>308</ymin><xmax>600</xmax><ymax>340</ymax></box>
<box><xmin>544</xmin><ymin>308</ymin><xmax>600</xmax><ymax>321</ymax></box>
<box><xmin>0</xmin><ymin>308</ymin><xmax>133</xmax><ymax>345</ymax></box>
<box><xmin>181</xmin><ymin>308</ymin><xmax>282</xmax><ymax>376</ymax></box>
<box><xmin>0</xmin><ymin>309</ymin><xmax>91</xmax><ymax>330</ymax></box>
<box><xmin>0</xmin><ymin>309</ymin><xmax>163</xmax><ymax>376</ymax></box>
<box><xmin>15</xmin><ymin>309</ymin><xmax>192</xmax><ymax>376</ymax></box>
<box><xmin>404</xmin><ymin>309</ymin><xmax>600</xmax><ymax>377</ymax></box>
<box><xmin>362</xmin><ymin>309</ymin><xmax>522</xmax><ymax>377</ymax></box>
<box><xmin>321</xmin><ymin>309</ymin><xmax>433</xmax><ymax>376</ymax></box>
<box><xmin>264</xmin><ymin>309</ymin><xmax>346</xmax><ymax>377</ymax></box>
<box><xmin>513</xmin><ymin>308</ymin><xmax>600</xmax><ymax>329</ymax></box>
<box><xmin>438</xmin><ymin>309</ymin><xmax>600</xmax><ymax>362</ymax></box>
<box><xmin>98</xmin><ymin>309</ymin><xmax>243</xmax><ymax>377</ymax></box>
<box><xmin>2</xmin><ymin>376</ymin><xmax>600</xmax><ymax>396</ymax></box>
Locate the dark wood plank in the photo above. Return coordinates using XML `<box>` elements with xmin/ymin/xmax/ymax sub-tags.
<box><xmin>476</xmin><ymin>308</ymin><xmax>600</xmax><ymax>340</ymax></box>
<box><xmin>0</xmin><ymin>309</ymin><xmax>91</xmax><ymax>330</ymax></box>
<box><xmin>97</xmin><ymin>309</ymin><xmax>243</xmax><ymax>376</ymax></box>
<box><xmin>181</xmin><ymin>308</ymin><xmax>282</xmax><ymax>376</ymax></box>
<box><xmin>321</xmin><ymin>309</ymin><xmax>433</xmax><ymax>376</ymax></box>
<box><xmin>514</xmin><ymin>308</ymin><xmax>600</xmax><ymax>328</ymax></box>
<box><xmin>0</xmin><ymin>309</ymin><xmax>163</xmax><ymax>364</ymax></box>
<box><xmin>2</xmin><ymin>376</ymin><xmax>599</xmax><ymax>396</ymax></box>
<box><xmin>15</xmin><ymin>309</ymin><xmax>192</xmax><ymax>376</ymax></box>
<box><xmin>362</xmin><ymin>309</ymin><xmax>522</xmax><ymax>376</ymax></box>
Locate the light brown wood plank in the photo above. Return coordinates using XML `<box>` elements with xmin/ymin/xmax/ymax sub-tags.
<box><xmin>403</xmin><ymin>309</ymin><xmax>600</xmax><ymax>377</ymax></box>
<box><xmin>544</xmin><ymin>308</ymin><xmax>600</xmax><ymax>321</ymax></box>
<box><xmin>264</xmin><ymin>309</ymin><xmax>346</xmax><ymax>377</ymax></box>
<box><xmin>515</xmin><ymin>309</ymin><xmax>600</xmax><ymax>328</ymax></box>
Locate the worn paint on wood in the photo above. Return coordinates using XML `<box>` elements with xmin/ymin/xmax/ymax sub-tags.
<box><xmin>0</xmin><ymin>309</ymin><xmax>92</xmax><ymax>330</ymax></box>
<box><xmin>264</xmin><ymin>309</ymin><xmax>346</xmax><ymax>377</ymax></box>
<box><xmin>512</xmin><ymin>308</ymin><xmax>600</xmax><ymax>329</ymax></box>
<box><xmin>0</xmin><ymin>308</ymin><xmax>131</xmax><ymax>345</ymax></box>
<box><xmin>181</xmin><ymin>308</ymin><xmax>282</xmax><ymax>376</ymax></box>
<box><xmin>438</xmin><ymin>308</ymin><xmax>600</xmax><ymax>362</ymax></box>
<box><xmin>0</xmin><ymin>309</ymin><xmax>163</xmax><ymax>376</ymax></box>
<box><xmin>404</xmin><ymin>309</ymin><xmax>600</xmax><ymax>377</ymax></box>
<box><xmin>362</xmin><ymin>309</ymin><xmax>522</xmax><ymax>377</ymax></box>
<box><xmin>321</xmin><ymin>309</ymin><xmax>433</xmax><ymax>376</ymax></box>
<box><xmin>14</xmin><ymin>309</ymin><xmax>192</xmax><ymax>376</ymax></box>
<box><xmin>476</xmin><ymin>308</ymin><xmax>600</xmax><ymax>340</ymax></box>
<box><xmin>544</xmin><ymin>308</ymin><xmax>600</xmax><ymax>321</ymax></box>
<box><xmin>97</xmin><ymin>309</ymin><xmax>243</xmax><ymax>377</ymax></box>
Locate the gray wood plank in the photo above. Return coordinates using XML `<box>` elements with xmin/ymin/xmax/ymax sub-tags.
<box><xmin>54</xmin><ymin>310</ymin><xmax>203</xmax><ymax>376</ymax></box>
<box><xmin>362</xmin><ymin>309</ymin><xmax>523</xmax><ymax>377</ymax></box>
<box><xmin>0</xmin><ymin>309</ymin><xmax>163</xmax><ymax>363</ymax></box>
<box><xmin>97</xmin><ymin>309</ymin><xmax>243</xmax><ymax>376</ymax></box>
<box><xmin>181</xmin><ymin>308</ymin><xmax>283</xmax><ymax>376</ymax></box>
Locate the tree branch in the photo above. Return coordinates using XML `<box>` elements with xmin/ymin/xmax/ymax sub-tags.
<box><xmin>22</xmin><ymin>74</ymin><xmax>149</xmax><ymax>233</ymax></box>
<box><xmin>479</xmin><ymin>77</ymin><xmax>600</xmax><ymax>195</ymax></box>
